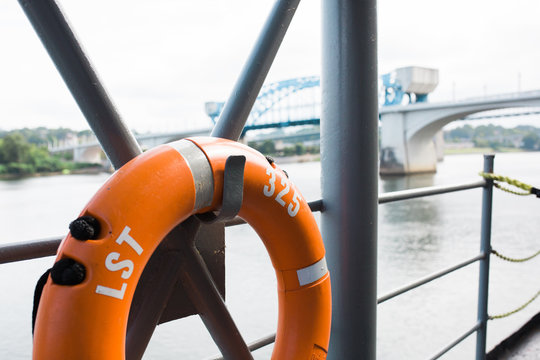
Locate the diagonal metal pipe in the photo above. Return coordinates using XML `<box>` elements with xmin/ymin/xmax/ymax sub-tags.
<box><xmin>17</xmin><ymin>0</ymin><xmax>141</xmax><ymax>169</ymax></box>
<box><xmin>211</xmin><ymin>0</ymin><xmax>301</xmax><ymax>141</ymax></box>
<box><xmin>16</xmin><ymin>3</ymin><xmax>238</xmax><ymax>359</ymax></box>
<box><xmin>16</xmin><ymin>2</ymin><xmax>300</xmax><ymax>358</ymax></box>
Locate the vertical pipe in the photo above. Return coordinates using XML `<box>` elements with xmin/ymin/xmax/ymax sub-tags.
<box><xmin>476</xmin><ymin>154</ymin><xmax>495</xmax><ymax>360</ymax></box>
<box><xmin>17</xmin><ymin>0</ymin><xmax>141</xmax><ymax>169</ymax></box>
<box><xmin>321</xmin><ymin>0</ymin><xmax>378</xmax><ymax>358</ymax></box>
<box><xmin>211</xmin><ymin>0</ymin><xmax>300</xmax><ymax>141</ymax></box>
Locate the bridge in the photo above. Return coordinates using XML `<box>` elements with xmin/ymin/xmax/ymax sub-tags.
<box><xmin>380</xmin><ymin>90</ymin><xmax>540</xmax><ymax>174</ymax></box>
<box><xmin>49</xmin><ymin>128</ymin><xmax>211</xmax><ymax>164</ymax></box>
<box><xmin>205</xmin><ymin>75</ymin><xmax>321</xmax><ymax>134</ymax></box>
<box><xmin>51</xmin><ymin>76</ymin><xmax>322</xmax><ymax>164</ymax></box>
<box><xmin>51</xmin><ymin>73</ymin><xmax>540</xmax><ymax>173</ymax></box>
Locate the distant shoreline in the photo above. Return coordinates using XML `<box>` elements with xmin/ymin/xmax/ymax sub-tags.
<box><xmin>1</xmin><ymin>149</ymin><xmax>536</xmax><ymax>180</ymax></box>
<box><xmin>0</xmin><ymin>166</ymin><xmax>104</xmax><ymax>181</ymax></box>
<box><xmin>444</xmin><ymin>147</ymin><xmax>536</xmax><ymax>155</ymax></box>
<box><xmin>271</xmin><ymin>153</ymin><xmax>320</xmax><ymax>164</ymax></box>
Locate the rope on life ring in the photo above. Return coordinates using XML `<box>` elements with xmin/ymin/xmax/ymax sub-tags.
<box><xmin>32</xmin><ymin>137</ymin><xmax>331</xmax><ymax>360</ymax></box>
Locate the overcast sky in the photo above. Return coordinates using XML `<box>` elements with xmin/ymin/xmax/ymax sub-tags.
<box><xmin>1</xmin><ymin>0</ymin><xmax>539</xmax><ymax>132</ymax></box>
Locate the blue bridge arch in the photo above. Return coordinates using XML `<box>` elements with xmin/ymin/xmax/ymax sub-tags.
<box><xmin>206</xmin><ymin>76</ymin><xmax>321</xmax><ymax>135</ymax></box>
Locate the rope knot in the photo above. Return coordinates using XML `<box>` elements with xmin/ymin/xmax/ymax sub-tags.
<box><xmin>50</xmin><ymin>258</ymin><xmax>86</xmax><ymax>286</ymax></box>
<box><xmin>69</xmin><ymin>215</ymin><xmax>101</xmax><ymax>240</ymax></box>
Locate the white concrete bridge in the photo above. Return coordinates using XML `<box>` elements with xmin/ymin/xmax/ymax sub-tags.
<box><xmin>49</xmin><ymin>128</ymin><xmax>211</xmax><ymax>164</ymax></box>
<box><xmin>379</xmin><ymin>90</ymin><xmax>540</xmax><ymax>175</ymax></box>
<box><xmin>51</xmin><ymin>90</ymin><xmax>540</xmax><ymax>174</ymax></box>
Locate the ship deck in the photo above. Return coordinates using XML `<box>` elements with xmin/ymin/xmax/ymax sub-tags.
<box><xmin>488</xmin><ymin>313</ymin><xmax>540</xmax><ymax>359</ymax></box>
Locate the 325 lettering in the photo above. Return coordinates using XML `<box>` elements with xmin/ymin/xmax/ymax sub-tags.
<box><xmin>263</xmin><ymin>166</ymin><xmax>300</xmax><ymax>217</ymax></box>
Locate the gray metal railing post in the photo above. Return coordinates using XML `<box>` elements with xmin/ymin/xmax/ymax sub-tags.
<box><xmin>476</xmin><ymin>154</ymin><xmax>495</xmax><ymax>359</ymax></box>
<box><xmin>321</xmin><ymin>0</ymin><xmax>378</xmax><ymax>358</ymax></box>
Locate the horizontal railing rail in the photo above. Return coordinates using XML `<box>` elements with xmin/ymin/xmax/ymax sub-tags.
<box><xmin>378</xmin><ymin>179</ymin><xmax>486</xmax><ymax>204</ymax></box>
<box><xmin>429</xmin><ymin>322</ymin><xmax>482</xmax><ymax>360</ymax></box>
<box><xmin>0</xmin><ymin>237</ymin><xmax>63</xmax><ymax>265</ymax></box>
<box><xmin>0</xmin><ymin>200</ymin><xmax>324</xmax><ymax>265</ymax></box>
<box><xmin>0</xmin><ymin>181</ymin><xmax>482</xmax><ymax>265</ymax></box>
<box><xmin>2</xmin><ymin>177</ymin><xmax>493</xmax><ymax>358</ymax></box>
<box><xmin>207</xmin><ymin>178</ymin><xmax>492</xmax><ymax>359</ymax></box>
<box><xmin>209</xmin><ymin>334</ymin><xmax>276</xmax><ymax>360</ymax></box>
<box><xmin>377</xmin><ymin>253</ymin><xmax>486</xmax><ymax>304</ymax></box>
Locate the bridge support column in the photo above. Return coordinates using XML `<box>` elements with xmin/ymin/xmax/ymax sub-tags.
<box><xmin>73</xmin><ymin>146</ymin><xmax>103</xmax><ymax>164</ymax></box>
<box><xmin>380</xmin><ymin>113</ymin><xmax>438</xmax><ymax>175</ymax></box>
<box><xmin>434</xmin><ymin>130</ymin><xmax>445</xmax><ymax>162</ymax></box>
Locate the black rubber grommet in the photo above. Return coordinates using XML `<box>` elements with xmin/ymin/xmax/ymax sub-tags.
<box><xmin>69</xmin><ymin>215</ymin><xmax>101</xmax><ymax>240</ymax></box>
<box><xmin>265</xmin><ymin>155</ymin><xmax>274</xmax><ymax>165</ymax></box>
<box><xmin>50</xmin><ymin>258</ymin><xmax>86</xmax><ymax>286</ymax></box>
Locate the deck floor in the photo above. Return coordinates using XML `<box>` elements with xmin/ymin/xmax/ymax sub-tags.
<box><xmin>487</xmin><ymin>313</ymin><xmax>540</xmax><ymax>359</ymax></box>
<box><xmin>506</xmin><ymin>329</ymin><xmax>540</xmax><ymax>359</ymax></box>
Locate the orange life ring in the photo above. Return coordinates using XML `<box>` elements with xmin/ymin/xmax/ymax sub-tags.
<box><xmin>33</xmin><ymin>137</ymin><xmax>331</xmax><ymax>359</ymax></box>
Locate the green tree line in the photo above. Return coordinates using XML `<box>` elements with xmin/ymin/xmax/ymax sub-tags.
<box><xmin>0</xmin><ymin>128</ymin><xmax>97</xmax><ymax>176</ymax></box>
<box><xmin>248</xmin><ymin>140</ymin><xmax>320</xmax><ymax>157</ymax></box>
<box><xmin>444</xmin><ymin>124</ymin><xmax>540</xmax><ymax>150</ymax></box>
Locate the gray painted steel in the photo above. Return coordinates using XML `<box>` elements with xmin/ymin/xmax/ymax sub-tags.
<box><xmin>126</xmin><ymin>222</ymin><xmax>226</xmax><ymax>359</ymax></box>
<box><xmin>16</xmin><ymin>3</ymin><xmax>231</xmax><ymax>355</ymax></box>
<box><xmin>321</xmin><ymin>0</ymin><xmax>379</xmax><ymax>358</ymax></box>
<box><xmin>168</xmin><ymin>219</ymin><xmax>254</xmax><ymax>360</ymax></box>
<box><xmin>378</xmin><ymin>180</ymin><xmax>486</xmax><ymax>204</ymax></box>
<box><xmin>476</xmin><ymin>155</ymin><xmax>495</xmax><ymax>359</ymax></box>
<box><xmin>168</xmin><ymin>140</ymin><xmax>215</xmax><ymax>209</ymax></box>
<box><xmin>430</xmin><ymin>322</ymin><xmax>482</xmax><ymax>360</ymax></box>
<box><xmin>17</xmin><ymin>0</ymin><xmax>142</xmax><ymax>169</ymax></box>
<box><xmin>211</xmin><ymin>0</ymin><xmax>300</xmax><ymax>141</ymax></box>
<box><xmin>0</xmin><ymin>199</ymin><xmax>325</xmax><ymax>264</ymax></box>
<box><xmin>209</xmin><ymin>333</ymin><xmax>277</xmax><ymax>360</ymax></box>
<box><xmin>377</xmin><ymin>254</ymin><xmax>485</xmax><ymax>304</ymax></box>
<box><xmin>0</xmin><ymin>237</ymin><xmax>62</xmax><ymax>264</ymax></box>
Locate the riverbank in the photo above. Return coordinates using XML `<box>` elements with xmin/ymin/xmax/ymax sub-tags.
<box><xmin>444</xmin><ymin>147</ymin><xmax>532</xmax><ymax>155</ymax></box>
<box><xmin>271</xmin><ymin>153</ymin><xmax>320</xmax><ymax>164</ymax></box>
<box><xmin>0</xmin><ymin>166</ymin><xmax>105</xmax><ymax>181</ymax></box>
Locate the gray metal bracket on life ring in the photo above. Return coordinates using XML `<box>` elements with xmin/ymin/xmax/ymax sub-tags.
<box><xmin>197</xmin><ymin>155</ymin><xmax>246</xmax><ymax>223</ymax></box>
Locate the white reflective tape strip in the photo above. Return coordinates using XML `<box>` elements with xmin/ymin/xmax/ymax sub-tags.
<box><xmin>297</xmin><ymin>257</ymin><xmax>328</xmax><ymax>287</ymax></box>
<box><xmin>167</xmin><ymin>140</ymin><xmax>214</xmax><ymax>210</ymax></box>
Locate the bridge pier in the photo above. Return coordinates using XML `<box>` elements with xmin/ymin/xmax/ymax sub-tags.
<box><xmin>380</xmin><ymin>112</ymin><xmax>438</xmax><ymax>175</ymax></box>
<box><xmin>380</xmin><ymin>91</ymin><xmax>540</xmax><ymax>175</ymax></box>
<box><xmin>73</xmin><ymin>146</ymin><xmax>103</xmax><ymax>164</ymax></box>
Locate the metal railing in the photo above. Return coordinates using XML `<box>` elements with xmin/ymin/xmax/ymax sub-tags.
<box><xmin>212</xmin><ymin>157</ymin><xmax>494</xmax><ymax>359</ymax></box>
<box><xmin>0</xmin><ymin>200</ymin><xmax>323</xmax><ymax>265</ymax></box>
<box><xmin>5</xmin><ymin>0</ymin><xmax>500</xmax><ymax>358</ymax></box>
<box><xmin>1</xmin><ymin>157</ymin><xmax>495</xmax><ymax>359</ymax></box>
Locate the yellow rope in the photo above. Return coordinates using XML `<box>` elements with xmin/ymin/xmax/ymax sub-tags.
<box><xmin>489</xmin><ymin>289</ymin><xmax>540</xmax><ymax>320</ymax></box>
<box><xmin>479</xmin><ymin>172</ymin><xmax>532</xmax><ymax>191</ymax></box>
<box><xmin>493</xmin><ymin>183</ymin><xmax>531</xmax><ymax>196</ymax></box>
<box><xmin>477</xmin><ymin>171</ymin><xmax>540</xmax><ymax>320</ymax></box>
<box><xmin>491</xmin><ymin>249</ymin><xmax>540</xmax><ymax>263</ymax></box>
<box><xmin>479</xmin><ymin>172</ymin><xmax>539</xmax><ymax>197</ymax></box>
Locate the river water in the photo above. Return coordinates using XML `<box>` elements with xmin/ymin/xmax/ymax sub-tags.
<box><xmin>0</xmin><ymin>152</ymin><xmax>539</xmax><ymax>359</ymax></box>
